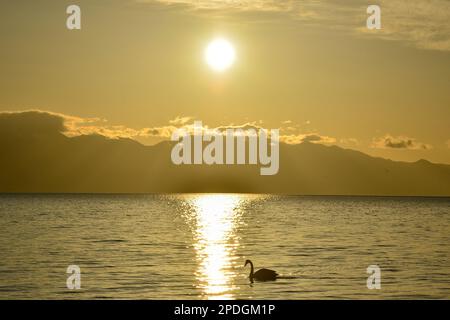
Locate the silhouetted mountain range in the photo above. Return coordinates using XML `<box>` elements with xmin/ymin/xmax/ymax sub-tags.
<box><xmin>1</xmin><ymin>111</ymin><xmax>449</xmax><ymax>195</ymax></box>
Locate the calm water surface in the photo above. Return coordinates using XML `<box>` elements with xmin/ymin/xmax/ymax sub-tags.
<box><xmin>0</xmin><ymin>194</ymin><xmax>449</xmax><ymax>299</ymax></box>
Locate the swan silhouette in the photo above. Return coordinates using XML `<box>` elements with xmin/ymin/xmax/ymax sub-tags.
<box><xmin>245</xmin><ymin>259</ymin><xmax>278</xmax><ymax>282</ymax></box>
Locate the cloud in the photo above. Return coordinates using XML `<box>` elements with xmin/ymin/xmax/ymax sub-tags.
<box><xmin>0</xmin><ymin>110</ymin><xmax>66</xmax><ymax>135</ymax></box>
<box><xmin>372</xmin><ymin>134</ymin><xmax>432</xmax><ymax>150</ymax></box>
<box><xmin>0</xmin><ymin>110</ymin><xmax>158</xmax><ymax>140</ymax></box>
<box><xmin>279</xmin><ymin>133</ymin><xmax>336</xmax><ymax>145</ymax></box>
<box><xmin>148</xmin><ymin>0</ymin><xmax>295</xmax><ymax>12</ymax></box>
<box><xmin>0</xmin><ymin>110</ymin><xmax>265</xmax><ymax>141</ymax></box>
<box><xmin>215</xmin><ymin>122</ymin><xmax>263</xmax><ymax>132</ymax></box>
<box><xmin>352</xmin><ymin>0</ymin><xmax>450</xmax><ymax>52</ymax></box>
<box><xmin>144</xmin><ymin>0</ymin><xmax>450</xmax><ymax>51</ymax></box>
<box><xmin>169</xmin><ymin>116</ymin><xmax>193</xmax><ymax>126</ymax></box>
<box><xmin>0</xmin><ymin>110</ymin><xmax>340</xmax><ymax>147</ymax></box>
<box><xmin>0</xmin><ymin>109</ymin><xmax>103</xmax><ymax>137</ymax></box>
<box><xmin>212</xmin><ymin>122</ymin><xmax>337</xmax><ymax>145</ymax></box>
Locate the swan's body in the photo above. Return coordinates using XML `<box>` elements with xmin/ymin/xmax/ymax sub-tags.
<box><xmin>245</xmin><ymin>260</ymin><xmax>278</xmax><ymax>282</ymax></box>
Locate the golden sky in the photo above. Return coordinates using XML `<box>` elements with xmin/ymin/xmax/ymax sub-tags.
<box><xmin>0</xmin><ymin>0</ymin><xmax>449</xmax><ymax>164</ymax></box>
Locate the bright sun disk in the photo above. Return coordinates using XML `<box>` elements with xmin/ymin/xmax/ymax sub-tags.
<box><xmin>205</xmin><ymin>39</ymin><xmax>236</xmax><ymax>72</ymax></box>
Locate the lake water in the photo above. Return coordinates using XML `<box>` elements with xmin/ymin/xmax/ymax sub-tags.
<box><xmin>0</xmin><ymin>194</ymin><xmax>449</xmax><ymax>299</ymax></box>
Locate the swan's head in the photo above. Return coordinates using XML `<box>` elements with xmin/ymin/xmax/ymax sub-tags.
<box><xmin>244</xmin><ymin>259</ymin><xmax>252</xmax><ymax>267</ymax></box>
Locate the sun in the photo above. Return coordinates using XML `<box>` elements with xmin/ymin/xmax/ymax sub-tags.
<box><xmin>205</xmin><ymin>39</ymin><xmax>236</xmax><ymax>72</ymax></box>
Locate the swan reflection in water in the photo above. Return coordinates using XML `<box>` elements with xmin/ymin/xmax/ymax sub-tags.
<box><xmin>183</xmin><ymin>194</ymin><xmax>247</xmax><ymax>300</ymax></box>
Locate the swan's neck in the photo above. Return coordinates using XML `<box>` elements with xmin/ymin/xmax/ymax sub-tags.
<box><xmin>249</xmin><ymin>261</ymin><xmax>254</xmax><ymax>278</ymax></box>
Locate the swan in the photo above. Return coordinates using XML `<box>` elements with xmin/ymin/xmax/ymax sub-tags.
<box><xmin>245</xmin><ymin>259</ymin><xmax>278</xmax><ymax>282</ymax></box>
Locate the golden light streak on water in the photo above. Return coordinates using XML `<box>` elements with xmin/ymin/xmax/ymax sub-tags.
<box><xmin>188</xmin><ymin>194</ymin><xmax>244</xmax><ymax>299</ymax></box>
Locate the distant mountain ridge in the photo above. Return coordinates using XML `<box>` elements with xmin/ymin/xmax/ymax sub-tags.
<box><xmin>0</xmin><ymin>112</ymin><xmax>449</xmax><ymax>195</ymax></box>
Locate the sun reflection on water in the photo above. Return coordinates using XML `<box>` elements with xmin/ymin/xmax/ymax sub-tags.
<box><xmin>185</xmin><ymin>194</ymin><xmax>244</xmax><ymax>300</ymax></box>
